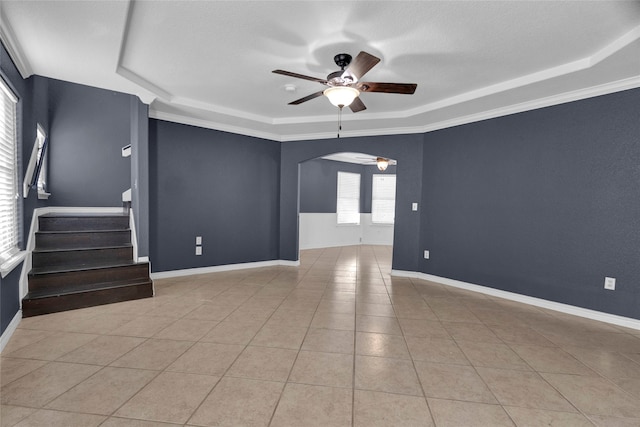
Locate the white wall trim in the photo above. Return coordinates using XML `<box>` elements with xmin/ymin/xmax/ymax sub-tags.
<box><xmin>0</xmin><ymin>310</ymin><xmax>22</xmax><ymax>353</ymax></box>
<box><xmin>128</xmin><ymin>208</ymin><xmax>140</xmax><ymax>262</ymax></box>
<box><xmin>1</xmin><ymin>250</ymin><xmax>27</xmax><ymax>278</ymax></box>
<box><xmin>392</xmin><ymin>270</ymin><xmax>640</xmax><ymax>331</ymax></box>
<box><xmin>150</xmin><ymin>259</ymin><xmax>300</xmax><ymax>280</ymax></box>
<box><xmin>20</xmin><ymin>207</ymin><xmax>127</xmax><ymax>299</ymax></box>
<box><xmin>0</xmin><ymin>13</ymin><xmax>32</xmax><ymax>78</ymax></box>
<box><xmin>149</xmin><ymin>110</ymin><xmax>283</xmax><ymax>142</ymax></box>
<box><xmin>299</xmin><ymin>213</ymin><xmax>394</xmax><ymax>250</ymax></box>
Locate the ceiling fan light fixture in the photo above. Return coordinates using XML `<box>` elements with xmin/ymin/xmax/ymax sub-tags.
<box><xmin>376</xmin><ymin>157</ymin><xmax>389</xmax><ymax>171</ymax></box>
<box><xmin>323</xmin><ymin>86</ymin><xmax>360</xmax><ymax>107</ymax></box>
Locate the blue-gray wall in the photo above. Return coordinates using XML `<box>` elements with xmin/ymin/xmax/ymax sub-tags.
<box><xmin>280</xmin><ymin>135</ymin><xmax>424</xmax><ymax>272</ymax></box>
<box><xmin>3</xmin><ymin>35</ymin><xmax>640</xmax><ymax>334</ymax></box>
<box><xmin>149</xmin><ymin>119</ymin><xmax>281</xmax><ymax>272</ymax></box>
<box><xmin>46</xmin><ymin>78</ymin><xmax>133</xmax><ymax>207</ymax></box>
<box><xmin>300</xmin><ymin>158</ymin><xmax>397</xmax><ymax>213</ymax></box>
<box><xmin>420</xmin><ymin>88</ymin><xmax>640</xmax><ymax>320</ymax></box>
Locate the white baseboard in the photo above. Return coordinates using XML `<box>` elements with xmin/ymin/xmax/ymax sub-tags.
<box><xmin>392</xmin><ymin>270</ymin><xmax>640</xmax><ymax>331</ymax></box>
<box><xmin>150</xmin><ymin>259</ymin><xmax>300</xmax><ymax>280</ymax></box>
<box><xmin>0</xmin><ymin>310</ymin><xmax>22</xmax><ymax>353</ymax></box>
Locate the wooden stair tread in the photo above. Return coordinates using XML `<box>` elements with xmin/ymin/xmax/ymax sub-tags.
<box><xmin>32</xmin><ymin>244</ymin><xmax>133</xmax><ymax>254</ymax></box>
<box><xmin>36</xmin><ymin>229</ymin><xmax>130</xmax><ymax>234</ymax></box>
<box><xmin>29</xmin><ymin>260</ymin><xmax>144</xmax><ymax>276</ymax></box>
<box><xmin>40</xmin><ymin>213</ymin><xmax>128</xmax><ymax>217</ymax></box>
<box><xmin>24</xmin><ymin>279</ymin><xmax>153</xmax><ymax>300</ymax></box>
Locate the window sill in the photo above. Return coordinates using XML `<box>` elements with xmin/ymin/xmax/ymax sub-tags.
<box><xmin>1</xmin><ymin>250</ymin><xmax>27</xmax><ymax>278</ymax></box>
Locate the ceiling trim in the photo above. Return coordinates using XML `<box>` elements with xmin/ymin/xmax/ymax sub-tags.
<box><xmin>390</xmin><ymin>24</ymin><xmax>640</xmax><ymax>119</ymax></box>
<box><xmin>0</xmin><ymin>11</ymin><xmax>33</xmax><ymax>79</ymax></box>
<box><xmin>169</xmin><ymin>96</ymin><xmax>275</xmax><ymax>125</ymax></box>
<box><xmin>149</xmin><ymin>110</ymin><xmax>283</xmax><ymax>142</ymax></box>
<box><xmin>153</xmin><ymin>75</ymin><xmax>640</xmax><ymax>143</ymax></box>
<box><xmin>115</xmin><ymin>0</ymin><xmax>275</xmax><ymax>125</ymax></box>
<box><xmin>416</xmin><ymin>75</ymin><xmax>640</xmax><ymax>135</ymax></box>
<box><xmin>114</xmin><ymin>0</ymin><xmax>161</xmax><ymax>104</ymax></box>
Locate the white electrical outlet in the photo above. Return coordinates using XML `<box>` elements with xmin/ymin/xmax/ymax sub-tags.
<box><xmin>604</xmin><ymin>277</ymin><xmax>616</xmax><ymax>290</ymax></box>
<box><xmin>412</xmin><ymin>203</ymin><xmax>418</xmax><ymax>211</ymax></box>
<box><xmin>423</xmin><ymin>250</ymin><xmax>429</xmax><ymax>259</ymax></box>
<box><xmin>196</xmin><ymin>236</ymin><xmax>202</xmax><ymax>245</ymax></box>
<box><xmin>195</xmin><ymin>246</ymin><xmax>202</xmax><ymax>256</ymax></box>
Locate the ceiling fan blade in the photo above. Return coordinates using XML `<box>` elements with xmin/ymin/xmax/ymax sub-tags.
<box><xmin>358</xmin><ymin>82</ymin><xmax>417</xmax><ymax>94</ymax></box>
<box><xmin>343</xmin><ymin>51</ymin><xmax>380</xmax><ymax>81</ymax></box>
<box><xmin>288</xmin><ymin>91</ymin><xmax>325</xmax><ymax>105</ymax></box>
<box><xmin>272</xmin><ymin>69</ymin><xmax>327</xmax><ymax>84</ymax></box>
<box><xmin>349</xmin><ymin>97</ymin><xmax>366</xmax><ymax>113</ymax></box>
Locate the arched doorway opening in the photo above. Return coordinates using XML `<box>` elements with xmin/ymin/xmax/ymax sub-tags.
<box><xmin>297</xmin><ymin>151</ymin><xmax>397</xmax><ymax>253</ymax></box>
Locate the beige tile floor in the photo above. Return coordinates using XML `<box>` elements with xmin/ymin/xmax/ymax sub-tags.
<box><xmin>2</xmin><ymin>245</ymin><xmax>640</xmax><ymax>426</ymax></box>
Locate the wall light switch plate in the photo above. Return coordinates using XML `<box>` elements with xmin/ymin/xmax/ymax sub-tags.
<box><xmin>196</xmin><ymin>236</ymin><xmax>202</xmax><ymax>245</ymax></box>
<box><xmin>423</xmin><ymin>250</ymin><xmax>429</xmax><ymax>259</ymax></box>
<box><xmin>195</xmin><ymin>246</ymin><xmax>202</xmax><ymax>256</ymax></box>
<box><xmin>604</xmin><ymin>277</ymin><xmax>615</xmax><ymax>290</ymax></box>
<box><xmin>412</xmin><ymin>203</ymin><xmax>418</xmax><ymax>211</ymax></box>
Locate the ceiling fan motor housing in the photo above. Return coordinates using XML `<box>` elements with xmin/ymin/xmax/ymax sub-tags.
<box><xmin>334</xmin><ymin>53</ymin><xmax>352</xmax><ymax>69</ymax></box>
<box><xmin>327</xmin><ymin>70</ymin><xmax>354</xmax><ymax>85</ymax></box>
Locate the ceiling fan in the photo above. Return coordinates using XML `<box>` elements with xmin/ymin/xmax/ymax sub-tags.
<box><xmin>273</xmin><ymin>51</ymin><xmax>417</xmax><ymax>113</ymax></box>
<box><xmin>355</xmin><ymin>155</ymin><xmax>397</xmax><ymax>171</ymax></box>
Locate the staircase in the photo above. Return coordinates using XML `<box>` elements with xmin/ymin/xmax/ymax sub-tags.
<box><xmin>22</xmin><ymin>213</ymin><xmax>154</xmax><ymax>317</ymax></box>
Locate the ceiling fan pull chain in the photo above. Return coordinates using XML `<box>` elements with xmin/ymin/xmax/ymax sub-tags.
<box><xmin>337</xmin><ymin>106</ymin><xmax>343</xmax><ymax>138</ymax></box>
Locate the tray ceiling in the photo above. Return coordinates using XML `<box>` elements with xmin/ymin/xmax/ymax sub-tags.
<box><xmin>1</xmin><ymin>1</ymin><xmax>639</xmax><ymax>141</ymax></box>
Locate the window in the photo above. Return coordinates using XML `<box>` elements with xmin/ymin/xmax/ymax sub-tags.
<box><xmin>0</xmin><ymin>77</ymin><xmax>19</xmax><ymax>263</ymax></box>
<box><xmin>337</xmin><ymin>171</ymin><xmax>360</xmax><ymax>224</ymax></box>
<box><xmin>24</xmin><ymin>124</ymin><xmax>49</xmax><ymax>199</ymax></box>
<box><xmin>34</xmin><ymin>125</ymin><xmax>47</xmax><ymax>193</ymax></box>
<box><xmin>372</xmin><ymin>174</ymin><xmax>396</xmax><ymax>224</ymax></box>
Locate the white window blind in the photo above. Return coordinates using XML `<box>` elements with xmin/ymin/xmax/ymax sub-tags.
<box><xmin>372</xmin><ymin>174</ymin><xmax>396</xmax><ymax>224</ymax></box>
<box><xmin>337</xmin><ymin>171</ymin><xmax>360</xmax><ymax>224</ymax></box>
<box><xmin>0</xmin><ymin>77</ymin><xmax>19</xmax><ymax>261</ymax></box>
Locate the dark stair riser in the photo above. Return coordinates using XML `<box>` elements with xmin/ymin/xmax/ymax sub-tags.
<box><xmin>35</xmin><ymin>230</ymin><xmax>131</xmax><ymax>250</ymax></box>
<box><xmin>39</xmin><ymin>215</ymin><xmax>129</xmax><ymax>232</ymax></box>
<box><xmin>22</xmin><ymin>281</ymin><xmax>154</xmax><ymax>317</ymax></box>
<box><xmin>28</xmin><ymin>263</ymin><xmax>150</xmax><ymax>293</ymax></box>
<box><xmin>32</xmin><ymin>246</ymin><xmax>134</xmax><ymax>270</ymax></box>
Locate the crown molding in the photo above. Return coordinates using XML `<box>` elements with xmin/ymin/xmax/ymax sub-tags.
<box><xmin>0</xmin><ymin>12</ymin><xmax>33</xmax><ymax>78</ymax></box>
<box><xmin>417</xmin><ymin>75</ymin><xmax>640</xmax><ymax>135</ymax></box>
<box><xmin>149</xmin><ymin>109</ymin><xmax>283</xmax><ymax>142</ymax></box>
<box><xmin>153</xmin><ymin>75</ymin><xmax>640</xmax><ymax>142</ymax></box>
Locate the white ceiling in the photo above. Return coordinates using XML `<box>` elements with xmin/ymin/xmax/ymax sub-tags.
<box><xmin>1</xmin><ymin>1</ymin><xmax>639</xmax><ymax>142</ymax></box>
